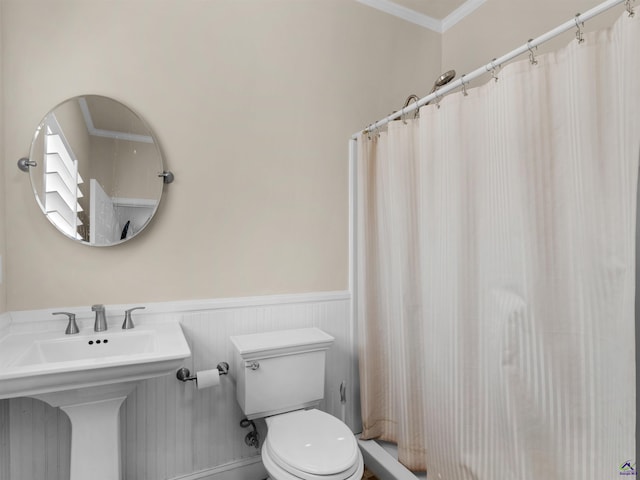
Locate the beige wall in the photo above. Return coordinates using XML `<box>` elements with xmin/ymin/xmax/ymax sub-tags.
<box><xmin>3</xmin><ymin>0</ymin><xmax>440</xmax><ymax>311</ymax></box>
<box><xmin>443</xmin><ymin>0</ymin><xmax>625</xmax><ymax>87</ymax></box>
<box><xmin>4</xmin><ymin>0</ymin><xmax>626</xmax><ymax>312</ymax></box>
<box><xmin>0</xmin><ymin>2</ymin><xmax>5</xmax><ymax>315</ymax></box>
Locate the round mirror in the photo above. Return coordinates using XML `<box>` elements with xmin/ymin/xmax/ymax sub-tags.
<box><xmin>26</xmin><ymin>95</ymin><xmax>165</xmax><ymax>246</ymax></box>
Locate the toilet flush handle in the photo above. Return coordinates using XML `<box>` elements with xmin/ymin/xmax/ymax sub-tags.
<box><xmin>246</xmin><ymin>361</ymin><xmax>260</xmax><ymax>370</ymax></box>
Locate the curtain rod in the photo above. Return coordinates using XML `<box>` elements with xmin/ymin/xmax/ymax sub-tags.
<box><xmin>351</xmin><ymin>0</ymin><xmax>632</xmax><ymax>140</ymax></box>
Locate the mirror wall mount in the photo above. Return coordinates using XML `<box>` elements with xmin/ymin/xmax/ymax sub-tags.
<box><xmin>17</xmin><ymin>157</ymin><xmax>37</xmax><ymax>172</ymax></box>
<box><xmin>19</xmin><ymin>95</ymin><xmax>173</xmax><ymax>247</ymax></box>
<box><xmin>158</xmin><ymin>171</ymin><xmax>175</xmax><ymax>184</ymax></box>
<box><xmin>18</xmin><ymin>157</ymin><xmax>174</xmax><ymax>184</ymax></box>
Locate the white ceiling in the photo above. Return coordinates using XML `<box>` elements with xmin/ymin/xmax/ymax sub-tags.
<box><xmin>355</xmin><ymin>0</ymin><xmax>486</xmax><ymax>33</ymax></box>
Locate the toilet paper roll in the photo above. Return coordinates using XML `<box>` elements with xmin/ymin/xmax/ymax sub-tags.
<box><xmin>195</xmin><ymin>369</ymin><xmax>220</xmax><ymax>389</ymax></box>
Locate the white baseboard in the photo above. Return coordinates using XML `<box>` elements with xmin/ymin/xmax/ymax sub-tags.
<box><xmin>170</xmin><ymin>456</ymin><xmax>267</xmax><ymax>480</ymax></box>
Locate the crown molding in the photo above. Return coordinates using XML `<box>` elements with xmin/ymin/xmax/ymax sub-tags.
<box><xmin>355</xmin><ymin>0</ymin><xmax>441</xmax><ymax>32</ymax></box>
<box><xmin>355</xmin><ymin>0</ymin><xmax>486</xmax><ymax>33</ymax></box>
<box><xmin>441</xmin><ymin>0</ymin><xmax>487</xmax><ymax>32</ymax></box>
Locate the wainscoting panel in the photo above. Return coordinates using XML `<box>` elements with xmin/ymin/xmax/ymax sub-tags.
<box><xmin>1</xmin><ymin>315</ymin><xmax>12</xmax><ymax>480</ymax></box>
<box><xmin>8</xmin><ymin>397</ymin><xmax>70</xmax><ymax>480</ymax></box>
<box><xmin>0</xmin><ymin>400</ymin><xmax>9</xmax><ymax>480</ymax></box>
<box><xmin>5</xmin><ymin>292</ymin><xmax>356</xmax><ymax>480</ymax></box>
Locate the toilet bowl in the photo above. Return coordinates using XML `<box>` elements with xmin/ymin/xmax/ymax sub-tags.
<box><xmin>230</xmin><ymin>328</ymin><xmax>363</xmax><ymax>480</ymax></box>
<box><xmin>262</xmin><ymin>409</ymin><xmax>364</xmax><ymax>480</ymax></box>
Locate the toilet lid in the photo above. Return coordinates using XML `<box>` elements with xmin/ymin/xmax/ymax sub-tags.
<box><xmin>263</xmin><ymin>441</ymin><xmax>362</xmax><ymax>480</ymax></box>
<box><xmin>266</xmin><ymin>409</ymin><xmax>360</xmax><ymax>476</ymax></box>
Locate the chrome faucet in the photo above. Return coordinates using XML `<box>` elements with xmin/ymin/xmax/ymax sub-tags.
<box><xmin>52</xmin><ymin>312</ymin><xmax>79</xmax><ymax>335</ymax></box>
<box><xmin>92</xmin><ymin>304</ymin><xmax>107</xmax><ymax>332</ymax></box>
<box><xmin>122</xmin><ymin>306</ymin><xmax>145</xmax><ymax>330</ymax></box>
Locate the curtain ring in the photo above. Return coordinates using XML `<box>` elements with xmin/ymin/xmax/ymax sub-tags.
<box><xmin>401</xmin><ymin>94</ymin><xmax>419</xmax><ymax>123</ymax></box>
<box><xmin>412</xmin><ymin>96</ymin><xmax>420</xmax><ymax>119</ymax></box>
<box><xmin>460</xmin><ymin>74</ymin><xmax>469</xmax><ymax>97</ymax></box>
<box><xmin>574</xmin><ymin>14</ymin><xmax>585</xmax><ymax>44</ymax></box>
<box><xmin>434</xmin><ymin>91</ymin><xmax>442</xmax><ymax>109</ymax></box>
<box><xmin>625</xmin><ymin>0</ymin><xmax>635</xmax><ymax>17</ymax></box>
<box><xmin>486</xmin><ymin>58</ymin><xmax>499</xmax><ymax>82</ymax></box>
<box><xmin>527</xmin><ymin>39</ymin><xmax>538</xmax><ymax>66</ymax></box>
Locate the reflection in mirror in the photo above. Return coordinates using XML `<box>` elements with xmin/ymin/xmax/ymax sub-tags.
<box><xmin>27</xmin><ymin>95</ymin><xmax>164</xmax><ymax>246</ymax></box>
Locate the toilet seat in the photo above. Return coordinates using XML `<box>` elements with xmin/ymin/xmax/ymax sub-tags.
<box><xmin>263</xmin><ymin>409</ymin><xmax>363</xmax><ymax>480</ymax></box>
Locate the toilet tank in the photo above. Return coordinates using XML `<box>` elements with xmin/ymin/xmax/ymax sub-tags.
<box><xmin>230</xmin><ymin>328</ymin><xmax>335</xmax><ymax>419</ymax></box>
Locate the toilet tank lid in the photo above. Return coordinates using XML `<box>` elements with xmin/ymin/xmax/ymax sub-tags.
<box><xmin>230</xmin><ymin>328</ymin><xmax>334</xmax><ymax>360</ymax></box>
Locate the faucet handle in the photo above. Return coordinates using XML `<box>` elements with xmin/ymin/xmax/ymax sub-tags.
<box><xmin>122</xmin><ymin>306</ymin><xmax>145</xmax><ymax>330</ymax></box>
<box><xmin>53</xmin><ymin>312</ymin><xmax>79</xmax><ymax>335</ymax></box>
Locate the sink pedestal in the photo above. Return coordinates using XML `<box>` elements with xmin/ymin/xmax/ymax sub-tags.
<box><xmin>0</xmin><ymin>320</ymin><xmax>191</xmax><ymax>479</ymax></box>
<box><xmin>34</xmin><ymin>382</ymin><xmax>137</xmax><ymax>480</ymax></box>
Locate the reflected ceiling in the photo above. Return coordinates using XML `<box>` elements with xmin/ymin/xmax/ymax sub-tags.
<box><xmin>390</xmin><ymin>0</ymin><xmax>468</xmax><ymax>19</ymax></box>
<box><xmin>356</xmin><ymin>0</ymin><xmax>486</xmax><ymax>33</ymax></box>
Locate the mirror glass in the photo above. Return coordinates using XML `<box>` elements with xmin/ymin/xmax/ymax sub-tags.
<box><xmin>27</xmin><ymin>95</ymin><xmax>164</xmax><ymax>246</ymax></box>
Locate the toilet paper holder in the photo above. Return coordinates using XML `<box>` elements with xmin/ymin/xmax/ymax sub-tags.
<box><xmin>176</xmin><ymin>362</ymin><xmax>229</xmax><ymax>382</ymax></box>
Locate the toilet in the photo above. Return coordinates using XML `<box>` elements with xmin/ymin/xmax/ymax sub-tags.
<box><xmin>230</xmin><ymin>328</ymin><xmax>364</xmax><ymax>480</ymax></box>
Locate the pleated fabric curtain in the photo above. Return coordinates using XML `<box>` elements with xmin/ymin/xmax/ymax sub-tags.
<box><xmin>356</xmin><ymin>12</ymin><xmax>638</xmax><ymax>479</ymax></box>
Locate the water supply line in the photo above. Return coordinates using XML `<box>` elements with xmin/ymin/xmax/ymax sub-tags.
<box><xmin>240</xmin><ymin>418</ymin><xmax>260</xmax><ymax>449</ymax></box>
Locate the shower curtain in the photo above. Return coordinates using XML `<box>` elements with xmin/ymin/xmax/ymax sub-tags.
<box><xmin>357</xmin><ymin>12</ymin><xmax>638</xmax><ymax>480</ymax></box>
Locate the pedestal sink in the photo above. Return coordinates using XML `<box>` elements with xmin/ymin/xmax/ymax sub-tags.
<box><xmin>0</xmin><ymin>320</ymin><xmax>191</xmax><ymax>480</ymax></box>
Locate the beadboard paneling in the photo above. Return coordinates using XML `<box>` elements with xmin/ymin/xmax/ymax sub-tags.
<box><xmin>8</xmin><ymin>397</ymin><xmax>70</xmax><ymax>480</ymax></box>
<box><xmin>6</xmin><ymin>292</ymin><xmax>356</xmax><ymax>480</ymax></box>
<box><xmin>0</xmin><ymin>400</ymin><xmax>9</xmax><ymax>480</ymax></box>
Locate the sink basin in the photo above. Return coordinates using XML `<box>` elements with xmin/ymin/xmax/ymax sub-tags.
<box><xmin>0</xmin><ymin>319</ymin><xmax>191</xmax><ymax>480</ymax></box>
<box><xmin>0</xmin><ymin>320</ymin><xmax>190</xmax><ymax>399</ymax></box>
<box><xmin>12</xmin><ymin>330</ymin><xmax>155</xmax><ymax>367</ymax></box>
